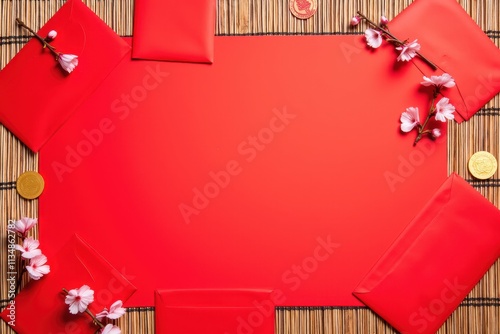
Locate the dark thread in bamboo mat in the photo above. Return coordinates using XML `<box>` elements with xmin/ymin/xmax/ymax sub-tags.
<box><xmin>477</xmin><ymin>108</ymin><xmax>500</xmax><ymax>116</ymax></box>
<box><xmin>467</xmin><ymin>179</ymin><xmax>500</xmax><ymax>187</ymax></box>
<box><xmin>0</xmin><ymin>182</ymin><xmax>16</xmax><ymax>190</ymax></box>
<box><xmin>2</xmin><ymin>31</ymin><xmax>500</xmax><ymax>46</ymax></box>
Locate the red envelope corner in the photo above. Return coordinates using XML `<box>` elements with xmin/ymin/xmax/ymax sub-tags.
<box><xmin>0</xmin><ymin>0</ymin><xmax>131</xmax><ymax>152</ymax></box>
<box><xmin>389</xmin><ymin>0</ymin><xmax>500</xmax><ymax>122</ymax></box>
<box><xmin>132</xmin><ymin>0</ymin><xmax>215</xmax><ymax>63</ymax></box>
<box><xmin>353</xmin><ymin>173</ymin><xmax>500</xmax><ymax>334</ymax></box>
<box><xmin>155</xmin><ymin>289</ymin><xmax>277</xmax><ymax>334</ymax></box>
<box><xmin>0</xmin><ymin>234</ymin><xmax>136</xmax><ymax>334</ymax></box>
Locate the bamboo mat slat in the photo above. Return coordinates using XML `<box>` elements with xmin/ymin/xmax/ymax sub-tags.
<box><xmin>1</xmin><ymin>0</ymin><xmax>500</xmax><ymax>333</ymax></box>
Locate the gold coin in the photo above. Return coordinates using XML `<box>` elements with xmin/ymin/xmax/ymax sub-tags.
<box><xmin>289</xmin><ymin>0</ymin><xmax>317</xmax><ymax>20</ymax></box>
<box><xmin>16</xmin><ymin>171</ymin><xmax>45</xmax><ymax>200</ymax></box>
<box><xmin>468</xmin><ymin>151</ymin><xmax>497</xmax><ymax>180</ymax></box>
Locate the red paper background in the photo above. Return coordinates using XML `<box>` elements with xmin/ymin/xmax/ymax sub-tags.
<box><xmin>39</xmin><ymin>36</ymin><xmax>447</xmax><ymax>306</ymax></box>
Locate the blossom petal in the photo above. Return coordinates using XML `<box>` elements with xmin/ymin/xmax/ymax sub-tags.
<box><xmin>420</xmin><ymin>76</ymin><xmax>434</xmax><ymax>86</ymax></box>
<box><xmin>400</xmin><ymin>107</ymin><xmax>420</xmax><ymax>132</ymax></box>
<box><xmin>68</xmin><ymin>302</ymin><xmax>80</xmax><ymax>315</ymax></box>
<box><xmin>26</xmin><ymin>254</ymin><xmax>49</xmax><ymax>280</ymax></box>
<box><xmin>396</xmin><ymin>39</ymin><xmax>420</xmax><ymax>62</ymax></box>
<box><xmin>435</xmin><ymin>97</ymin><xmax>455</xmax><ymax>122</ymax></box>
<box><xmin>57</xmin><ymin>54</ymin><xmax>79</xmax><ymax>73</ymax></box>
<box><xmin>421</xmin><ymin>73</ymin><xmax>455</xmax><ymax>89</ymax></box>
<box><xmin>11</xmin><ymin>217</ymin><xmax>37</xmax><ymax>236</ymax></box>
<box><xmin>22</xmin><ymin>249</ymin><xmax>42</xmax><ymax>259</ymax></box>
<box><xmin>101</xmin><ymin>324</ymin><xmax>122</xmax><ymax>334</ymax></box>
<box><xmin>365</xmin><ymin>29</ymin><xmax>383</xmax><ymax>48</ymax></box>
<box><xmin>107</xmin><ymin>300</ymin><xmax>126</xmax><ymax>319</ymax></box>
<box><xmin>96</xmin><ymin>310</ymin><xmax>109</xmax><ymax>321</ymax></box>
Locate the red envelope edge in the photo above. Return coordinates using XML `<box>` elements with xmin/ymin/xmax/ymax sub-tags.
<box><xmin>155</xmin><ymin>289</ymin><xmax>276</xmax><ymax>334</ymax></box>
<box><xmin>0</xmin><ymin>234</ymin><xmax>136</xmax><ymax>334</ymax></box>
<box><xmin>0</xmin><ymin>0</ymin><xmax>131</xmax><ymax>152</ymax></box>
<box><xmin>389</xmin><ymin>0</ymin><xmax>500</xmax><ymax>123</ymax></box>
<box><xmin>132</xmin><ymin>0</ymin><xmax>215</xmax><ymax>63</ymax></box>
<box><xmin>352</xmin><ymin>173</ymin><xmax>500</xmax><ymax>334</ymax></box>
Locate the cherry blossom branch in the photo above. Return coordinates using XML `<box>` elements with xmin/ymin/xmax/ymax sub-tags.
<box><xmin>15</xmin><ymin>268</ymin><xmax>26</xmax><ymax>296</ymax></box>
<box><xmin>85</xmin><ymin>308</ymin><xmax>105</xmax><ymax>329</ymax></box>
<box><xmin>15</xmin><ymin>18</ymin><xmax>58</xmax><ymax>58</ymax></box>
<box><xmin>15</xmin><ymin>19</ymin><xmax>79</xmax><ymax>73</ymax></box>
<box><xmin>356</xmin><ymin>11</ymin><xmax>438</xmax><ymax>70</ymax></box>
<box><xmin>414</xmin><ymin>92</ymin><xmax>438</xmax><ymax>145</ymax></box>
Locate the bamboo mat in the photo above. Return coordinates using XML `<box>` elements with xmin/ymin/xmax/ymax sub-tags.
<box><xmin>1</xmin><ymin>0</ymin><xmax>499</xmax><ymax>333</ymax></box>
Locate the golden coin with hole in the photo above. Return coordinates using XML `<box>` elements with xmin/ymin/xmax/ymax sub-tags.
<box><xmin>468</xmin><ymin>151</ymin><xmax>497</xmax><ymax>180</ymax></box>
<box><xmin>289</xmin><ymin>0</ymin><xmax>317</xmax><ymax>20</ymax></box>
<box><xmin>16</xmin><ymin>171</ymin><xmax>45</xmax><ymax>200</ymax></box>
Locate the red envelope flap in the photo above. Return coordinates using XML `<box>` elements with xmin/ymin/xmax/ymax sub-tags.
<box><xmin>0</xmin><ymin>0</ymin><xmax>131</xmax><ymax>152</ymax></box>
<box><xmin>155</xmin><ymin>289</ymin><xmax>276</xmax><ymax>334</ymax></box>
<box><xmin>132</xmin><ymin>0</ymin><xmax>215</xmax><ymax>63</ymax></box>
<box><xmin>0</xmin><ymin>234</ymin><xmax>136</xmax><ymax>334</ymax></box>
<box><xmin>157</xmin><ymin>289</ymin><xmax>276</xmax><ymax>308</ymax></box>
<box><xmin>353</xmin><ymin>173</ymin><xmax>500</xmax><ymax>334</ymax></box>
<box><xmin>389</xmin><ymin>0</ymin><xmax>500</xmax><ymax>123</ymax></box>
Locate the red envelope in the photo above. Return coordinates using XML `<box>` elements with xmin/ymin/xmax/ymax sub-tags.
<box><xmin>155</xmin><ymin>289</ymin><xmax>277</xmax><ymax>334</ymax></box>
<box><xmin>39</xmin><ymin>35</ymin><xmax>449</xmax><ymax>307</ymax></box>
<box><xmin>0</xmin><ymin>234</ymin><xmax>136</xmax><ymax>334</ymax></box>
<box><xmin>388</xmin><ymin>0</ymin><xmax>500</xmax><ymax>122</ymax></box>
<box><xmin>132</xmin><ymin>0</ymin><xmax>215</xmax><ymax>63</ymax></box>
<box><xmin>353</xmin><ymin>173</ymin><xmax>500</xmax><ymax>334</ymax></box>
<box><xmin>0</xmin><ymin>0</ymin><xmax>130</xmax><ymax>152</ymax></box>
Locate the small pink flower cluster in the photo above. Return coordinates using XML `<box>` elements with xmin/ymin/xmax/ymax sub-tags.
<box><xmin>64</xmin><ymin>285</ymin><xmax>125</xmax><ymax>334</ymax></box>
<box><xmin>400</xmin><ymin>73</ymin><xmax>456</xmax><ymax>145</ymax></box>
<box><xmin>350</xmin><ymin>12</ymin><xmax>436</xmax><ymax>69</ymax></box>
<box><xmin>10</xmin><ymin>217</ymin><xmax>50</xmax><ymax>281</ymax></box>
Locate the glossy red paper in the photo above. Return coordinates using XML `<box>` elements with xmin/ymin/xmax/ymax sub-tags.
<box><xmin>155</xmin><ymin>289</ymin><xmax>276</xmax><ymax>334</ymax></box>
<box><xmin>0</xmin><ymin>234</ymin><xmax>136</xmax><ymax>334</ymax></box>
<box><xmin>132</xmin><ymin>0</ymin><xmax>215</xmax><ymax>63</ymax></box>
<box><xmin>388</xmin><ymin>0</ymin><xmax>500</xmax><ymax>122</ymax></box>
<box><xmin>353</xmin><ymin>173</ymin><xmax>500</xmax><ymax>334</ymax></box>
<box><xmin>0</xmin><ymin>0</ymin><xmax>131</xmax><ymax>152</ymax></box>
<box><xmin>40</xmin><ymin>35</ymin><xmax>448</xmax><ymax>307</ymax></box>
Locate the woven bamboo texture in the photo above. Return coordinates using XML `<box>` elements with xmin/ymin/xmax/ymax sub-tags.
<box><xmin>1</xmin><ymin>0</ymin><xmax>499</xmax><ymax>333</ymax></box>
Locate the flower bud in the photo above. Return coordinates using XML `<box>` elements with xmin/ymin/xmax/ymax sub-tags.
<box><xmin>432</xmin><ymin>128</ymin><xmax>441</xmax><ymax>138</ymax></box>
<box><xmin>350</xmin><ymin>15</ymin><xmax>361</xmax><ymax>26</ymax></box>
<box><xmin>380</xmin><ymin>15</ymin><xmax>389</xmax><ymax>25</ymax></box>
<box><xmin>45</xmin><ymin>30</ymin><xmax>57</xmax><ymax>42</ymax></box>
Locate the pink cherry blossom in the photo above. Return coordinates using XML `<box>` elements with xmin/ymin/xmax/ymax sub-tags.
<box><xmin>96</xmin><ymin>300</ymin><xmax>126</xmax><ymax>320</ymax></box>
<box><xmin>26</xmin><ymin>254</ymin><xmax>50</xmax><ymax>280</ymax></box>
<box><xmin>57</xmin><ymin>54</ymin><xmax>79</xmax><ymax>73</ymax></box>
<box><xmin>11</xmin><ymin>217</ymin><xmax>37</xmax><ymax>237</ymax></box>
<box><xmin>380</xmin><ymin>15</ymin><xmax>389</xmax><ymax>25</ymax></box>
<box><xmin>400</xmin><ymin>107</ymin><xmax>420</xmax><ymax>132</ymax></box>
<box><xmin>101</xmin><ymin>324</ymin><xmax>121</xmax><ymax>334</ymax></box>
<box><xmin>395</xmin><ymin>39</ymin><xmax>420</xmax><ymax>62</ymax></box>
<box><xmin>435</xmin><ymin>97</ymin><xmax>455</xmax><ymax>122</ymax></box>
<box><xmin>432</xmin><ymin>128</ymin><xmax>442</xmax><ymax>138</ymax></box>
<box><xmin>350</xmin><ymin>15</ymin><xmax>361</xmax><ymax>26</ymax></box>
<box><xmin>365</xmin><ymin>28</ymin><xmax>382</xmax><ymax>48</ymax></box>
<box><xmin>65</xmin><ymin>285</ymin><xmax>95</xmax><ymax>314</ymax></box>
<box><xmin>421</xmin><ymin>73</ymin><xmax>455</xmax><ymax>89</ymax></box>
<box><xmin>14</xmin><ymin>237</ymin><xmax>42</xmax><ymax>259</ymax></box>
